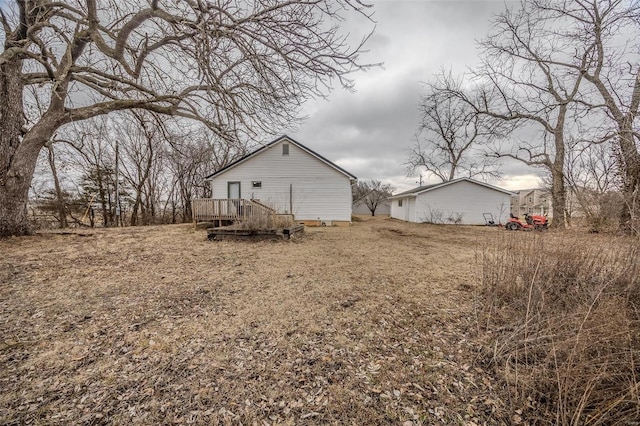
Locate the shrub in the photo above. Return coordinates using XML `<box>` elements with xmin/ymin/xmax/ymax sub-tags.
<box><xmin>236</xmin><ymin>213</ymin><xmax>295</xmax><ymax>230</ymax></box>
<box><xmin>479</xmin><ymin>232</ymin><xmax>640</xmax><ymax>424</ymax></box>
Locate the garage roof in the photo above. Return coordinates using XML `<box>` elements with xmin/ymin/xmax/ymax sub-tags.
<box><xmin>388</xmin><ymin>177</ymin><xmax>515</xmax><ymax>199</ymax></box>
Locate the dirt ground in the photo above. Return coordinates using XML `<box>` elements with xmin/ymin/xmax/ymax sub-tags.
<box><xmin>1</xmin><ymin>216</ymin><xmax>506</xmax><ymax>425</ymax></box>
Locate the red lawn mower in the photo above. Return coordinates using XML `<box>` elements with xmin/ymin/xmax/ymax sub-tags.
<box><xmin>505</xmin><ymin>213</ymin><xmax>549</xmax><ymax>231</ymax></box>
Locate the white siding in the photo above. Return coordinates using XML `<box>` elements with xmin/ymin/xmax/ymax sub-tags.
<box><xmin>390</xmin><ymin>197</ymin><xmax>408</xmax><ymax>221</ymax></box>
<box><xmin>209</xmin><ymin>139</ymin><xmax>353</xmax><ymax>221</ymax></box>
<box><xmin>391</xmin><ymin>196</ymin><xmax>419</xmax><ymax>222</ymax></box>
<box><xmin>408</xmin><ymin>197</ymin><xmax>417</xmax><ymax>222</ymax></box>
<box><xmin>414</xmin><ymin>180</ymin><xmax>510</xmax><ymax>225</ymax></box>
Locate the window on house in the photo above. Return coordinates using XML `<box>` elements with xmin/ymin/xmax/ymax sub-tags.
<box><xmin>398</xmin><ymin>199</ymin><xmax>403</xmax><ymax>207</ymax></box>
<box><xmin>252</xmin><ymin>181</ymin><xmax>262</xmax><ymax>188</ymax></box>
<box><xmin>282</xmin><ymin>143</ymin><xmax>289</xmax><ymax>156</ymax></box>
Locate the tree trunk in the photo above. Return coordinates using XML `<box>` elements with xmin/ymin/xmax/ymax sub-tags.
<box><xmin>1</xmin><ymin>61</ymin><xmax>30</xmax><ymax>237</ymax></box>
<box><xmin>550</xmin><ymin>121</ymin><xmax>566</xmax><ymax>229</ymax></box>
<box><xmin>47</xmin><ymin>146</ymin><xmax>68</xmax><ymax>229</ymax></box>
<box><xmin>180</xmin><ymin>180</ymin><xmax>193</xmax><ymax>223</ymax></box>
<box><xmin>95</xmin><ymin>167</ymin><xmax>110</xmax><ymax>227</ymax></box>
<box><xmin>0</xmin><ymin>136</ymin><xmax>50</xmax><ymax>236</ymax></box>
<box><xmin>550</xmin><ymin>163</ymin><xmax>566</xmax><ymax>229</ymax></box>
<box><xmin>0</xmin><ymin>175</ymin><xmax>32</xmax><ymax>237</ymax></box>
<box><xmin>584</xmin><ymin>66</ymin><xmax>640</xmax><ymax>234</ymax></box>
<box><xmin>617</xmin><ymin>123</ymin><xmax>640</xmax><ymax>233</ymax></box>
<box><xmin>1</xmin><ymin>51</ymin><xmax>64</xmax><ymax>236</ymax></box>
<box><xmin>130</xmin><ymin>192</ymin><xmax>142</xmax><ymax>226</ymax></box>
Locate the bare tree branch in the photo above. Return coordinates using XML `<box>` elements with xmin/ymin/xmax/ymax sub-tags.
<box><xmin>0</xmin><ymin>0</ymin><xmax>377</xmax><ymax>235</ymax></box>
<box><xmin>406</xmin><ymin>71</ymin><xmax>501</xmax><ymax>183</ymax></box>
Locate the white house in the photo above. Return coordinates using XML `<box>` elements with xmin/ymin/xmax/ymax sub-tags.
<box><xmin>511</xmin><ymin>188</ymin><xmax>553</xmax><ymax>217</ymax></box>
<box><xmin>388</xmin><ymin>178</ymin><xmax>513</xmax><ymax>225</ymax></box>
<box><xmin>204</xmin><ymin>135</ymin><xmax>356</xmax><ymax>225</ymax></box>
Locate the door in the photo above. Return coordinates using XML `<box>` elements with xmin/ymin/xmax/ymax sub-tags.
<box><xmin>404</xmin><ymin>198</ymin><xmax>409</xmax><ymax>222</ymax></box>
<box><xmin>228</xmin><ymin>181</ymin><xmax>241</xmax><ymax>199</ymax></box>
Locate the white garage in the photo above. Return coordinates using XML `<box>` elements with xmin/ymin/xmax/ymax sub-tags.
<box><xmin>389</xmin><ymin>177</ymin><xmax>513</xmax><ymax>225</ymax></box>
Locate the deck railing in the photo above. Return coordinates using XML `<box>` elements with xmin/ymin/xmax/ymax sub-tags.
<box><xmin>192</xmin><ymin>199</ymin><xmax>276</xmax><ymax>223</ymax></box>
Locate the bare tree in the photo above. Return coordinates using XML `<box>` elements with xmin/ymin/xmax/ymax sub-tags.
<box><xmin>406</xmin><ymin>72</ymin><xmax>500</xmax><ymax>183</ymax></box>
<box><xmin>56</xmin><ymin>117</ymin><xmax>118</xmax><ymax>227</ymax></box>
<box><xmin>353</xmin><ymin>180</ymin><xmax>394</xmax><ymax>216</ymax></box>
<box><xmin>541</xmin><ymin>0</ymin><xmax>640</xmax><ymax>233</ymax></box>
<box><xmin>115</xmin><ymin>111</ymin><xmax>166</xmax><ymax>226</ymax></box>
<box><xmin>165</xmin><ymin>129</ymin><xmax>245</xmax><ymax>222</ymax></box>
<box><xmin>565</xmin><ymin>139</ymin><xmax>621</xmax><ymax>229</ymax></box>
<box><xmin>32</xmin><ymin>112</ymin><xmax>246</xmax><ymax>227</ymax></box>
<box><xmin>455</xmin><ymin>0</ymin><xmax>640</xmax><ymax>232</ymax></box>
<box><xmin>0</xmin><ymin>0</ymin><xmax>375</xmax><ymax>236</ymax></box>
<box><xmin>443</xmin><ymin>1</ymin><xmax>600</xmax><ymax>229</ymax></box>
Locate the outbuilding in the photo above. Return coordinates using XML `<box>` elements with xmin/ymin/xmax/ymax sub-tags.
<box><xmin>203</xmin><ymin>135</ymin><xmax>356</xmax><ymax>225</ymax></box>
<box><xmin>389</xmin><ymin>177</ymin><xmax>513</xmax><ymax>225</ymax></box>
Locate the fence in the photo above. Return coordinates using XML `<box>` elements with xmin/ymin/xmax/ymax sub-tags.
<box><xmin>191</xmin><ymin>199</ymin><xmax>276</xmax><ymax>223</ymax></box>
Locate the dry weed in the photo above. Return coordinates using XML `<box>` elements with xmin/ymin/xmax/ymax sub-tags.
<box><xmin>479</xmin><ymin>232</ymin><xmax>640</xmax><ymax>424</ymax></box>
<box><xmin>1</xmin><ymin>218</ymin><xmax>503</xmax><ymax>425</ymax></box>
<box><xmin>235</xmin><ymin>213</ymin><xmax>295</xmax><ymax>230</ymax></box>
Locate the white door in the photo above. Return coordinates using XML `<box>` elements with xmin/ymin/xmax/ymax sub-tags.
<box><xmin>228</xmin><ymin>182</ymin><xmax>241</xmax><ymax>199</ymax></box>
<box><xmin>404</xmin><ymin>198</ymin><xmax>409</xmax><ymax>222</ymax></box>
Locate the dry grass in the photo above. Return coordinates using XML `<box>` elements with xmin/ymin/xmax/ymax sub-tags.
<box><xmin>234</xmin><ymin>213</ymin><xmax>295</xmax><ymax>231</ymax></box>
<box><xmin>4</xmin><ymin>217</ymin><xmax>636</xmax><ymax>425</ymax></box>
<box><xmin>479</xmin><ymin>231</ymin><xmax>640</xmax><ymax>425</ymax></box>
<box><xmin>1</xmin><ymin>216</ymin><xmax>502</xmax><ymax>425</ymax></box>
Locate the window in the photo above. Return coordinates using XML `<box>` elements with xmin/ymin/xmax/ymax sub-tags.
<box><xmin>282</xmin><ymin>143</ymin><xmax>289</xmax><ymax>156</ymax></box>
<box><xmin>252</xmin><ymin>181</ymin><xmax>262</xmax><ymax>188</ymax></box>
<box><xmin>398</xmin><ymin>199</ymin><xmax>403</xmax><ymax>207</ymax></box>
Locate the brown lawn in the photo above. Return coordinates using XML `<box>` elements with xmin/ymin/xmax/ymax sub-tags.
<box><xmin>1</xmin><ymin>216</ymin><xmax>506</xmax><ymax>425</ymax></box>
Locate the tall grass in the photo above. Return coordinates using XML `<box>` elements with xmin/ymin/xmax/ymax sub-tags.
<box><xmin>479</xmin><ymin>232</ymin><xmax>640</xmax><ymax>425</ymax></box>
<box><xmin>236</xmin><ymin>213</ymin><xmax>295</xmax><ymax>230</ymax></box>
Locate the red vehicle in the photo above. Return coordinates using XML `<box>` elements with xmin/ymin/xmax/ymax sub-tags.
<box><xmin>505</xmin><ymin>213</ymin><xmax>548</xmax><ymax>231</ymax></box>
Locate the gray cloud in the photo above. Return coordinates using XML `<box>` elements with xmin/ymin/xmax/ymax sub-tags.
<box><xmin>290</xmin><ymin>0</ymin><xmax>542</xmax><ymax>192</ymax></box>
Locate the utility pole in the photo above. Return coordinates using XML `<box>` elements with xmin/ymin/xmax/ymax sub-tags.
<box><xmin>115</xmin><ymin>140</ymin><xmax>121</xmax><ymax>227</ymax></box>
<box><xmin>417</xmin><ymin>174</ymin><xmax>423</xmax><ymax>186</ymax></box>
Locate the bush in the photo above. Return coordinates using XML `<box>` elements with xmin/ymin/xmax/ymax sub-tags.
<box><xmin>236</xmin><ymin>213</ymin><xmax>295</xmax><ymax>230</ymax></box>
<box><xmin>479</xmin><ymin>232</ymin><xmax>640</xmax><ymax>424</ymax></box>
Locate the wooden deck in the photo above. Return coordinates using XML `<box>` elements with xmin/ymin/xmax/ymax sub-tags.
<box><xmin>206</xmin><ymin>224</ymin><xmax>304</xmax><ymax>241</ymax></box>
<box><xmin>192</xmin><ymin>199</ymin><xmax>277</xmax><ymax>224</ymax></box>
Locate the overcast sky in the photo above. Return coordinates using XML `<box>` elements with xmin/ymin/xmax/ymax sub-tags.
<box><xmin>0</xmin><ymin>0</ymin><xmax>541</xmax><ymax>192</ymax></box>
<box><xmin>289</xmin><ymin>0</ymin><xmax>541</xmax><ymax>192</ymax></box>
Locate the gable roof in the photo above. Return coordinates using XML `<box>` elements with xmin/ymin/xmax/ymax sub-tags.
<box><xmin>204</xmin><ymin>135</ymin><xmax>357</xmax><ymax>181</ymax></box>
<box><xmin>388</xmin><ymin>177</ymin><xmax>515</xmax><ymax>199</ymax></box>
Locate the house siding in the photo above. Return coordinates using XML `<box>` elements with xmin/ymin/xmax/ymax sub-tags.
<box><xmin>415</xmin><ymin>180</ymin><xmax>510</xmax><ymax>224</ymax></box>
<box><xmin>511</xmin><ymin>189</ymin><xmax>553</xmax><ymax>217</ymax></box>
<box><xmin>391</xmin><ymin>179</ymin><xmax>511</xmax><ymax>225</ymax></box>
<box><xmin>408</xmin><ymin>197</ymin><xmax>417</xmax><ymax>222</ymax></box>
<box><xmin>390</xmin><ymin>196</ymin><xmax>416</xmax><ymax>222</ymax></box>
<box><xmin>390</xmin><ymin>197</ymin><xmax>406</xmax><ymax>221</ymax></box>
<box><xmin>209</xmin><ymin>139</ymin><xmax>353</xmax><ymax>221</ymax></box>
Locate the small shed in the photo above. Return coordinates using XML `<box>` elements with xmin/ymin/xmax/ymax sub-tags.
<box><xmin>388</xmin><ymin>177</ymin><xmax>513</xmax><ymax>225</ymax></box>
